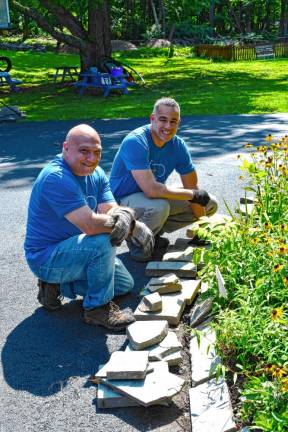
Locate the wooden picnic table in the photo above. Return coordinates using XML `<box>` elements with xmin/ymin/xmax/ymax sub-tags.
<box><xmin>50</xmin><ymin>66</ymin><xmax>79</xmax><ymax>83</ymax></box>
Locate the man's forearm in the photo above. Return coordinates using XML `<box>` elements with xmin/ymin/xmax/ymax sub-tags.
<box><xmin>147</xmin><ymin>182</ymin><xmax>196</xmax><ymax>201</ymax></box>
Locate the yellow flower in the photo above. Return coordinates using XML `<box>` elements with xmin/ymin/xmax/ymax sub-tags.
<box><xmin>272</xmin><ymin>366</ymin><xmax>287</xmax><ymax>378</ymax></box>
<box><xmin>279</xmin><ymin>245</ymin><xmax>288</xmax><ymax>255</ymax></box>
<box><xmin>265</xmin><ymin>134</ymin><xmax>273</xmax><ymax>142</ymax></box>
<box><xmin>281</xmin><ymin>377</ymin><xmax>288</xmax><ymax>392</ymax></box>
<box><xmin>283</xmin><ymin>276</ymin><xmax>288</xmax><ymax>285</ymax></box>
<box><xmin>264</xmin><ymin>222</ymin><xmax>273</xmax><ymax>230</ymax></box>
<box><xmin>273</xmin><ymin>264</ymin><xmax>284</xmax><ymax>272</ymax></box>
<box><xmin>257</xmin><ymin>145</ymin><xmax>268</xmax><ymax>153</ymax></box>
<box><xmin>271</xmin><ymin>307</ymin><xmax>284</xmax><ymax>321</ymax></box>
<box><xmin>244</xmin><ymin>143</ymin><xmax>253</xmax><ymax>148</ymax></box>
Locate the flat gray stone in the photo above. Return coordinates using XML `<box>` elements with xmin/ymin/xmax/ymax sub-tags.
<box><xmin>146</xmin><ymin>261</ymin><xmax>197</xmax><ymax>278</ymax></box>
<box><xmin>161</xmin><ymin>350</ymin><xmax>182</xmax><ymax>366</ymax></box>
<box><xmin>126</xmin><ymin>330</ymin><xmax>182</xmax><ymax>361</ymax></box>
<box><xmin>179</xmin><ymin>279</ymin><xmax>201</xmax><ymax>305</ymax></box>
<box><xmin>139</xmin><ymin>292</ymin><xmax>162</xmax><ymax>312</ymax></box>
<box><xmin>99</xmin><ymin>361</ymin><xmax>185</xmax><ymax>407</ymax></box>
<box><xmin>126</xmin><ymin>320</ymin><xmax>169</xmax><ymax>350</ymax></box>
<box><xmin>189</xmin><ymin>298</ymin><xmax>213</xmax><ymax>327</ymax></box>
<box><xmin>189</xmin><ymin>378</ymin><xmax>237</xmax><ymax>432</ymax></box>
<box><xmin>162</xmin><ymin>246</ymin><xmax>195</xmax><ymax>262</ymax></box>
<box><xmin>190</xmin><ymin>329</ymin><xmax>221</xmax><ymax>386</ymax></box>
<box><xmin>97</xmin><ymin>383</ymin><xmax>140</xmax><ymax>408</ymax></box>
<box><xmin>238</xmin><ymin>203</ymin><xmax>254</xmax><ymax>216</ymax></box>
<box><xmin>105</xmin><ymin>351</ymin><xmax>149</xmax><ymax>380</ymax></box>
<box><xmin>149</xmin><ymin>273</ymin><xmax>181</xmax><ymax>286</ymax></box>
<box><xmin>134</xmin><ymin>293</ymin><xmax>185</xmax><ymax>326</ymax></box>
<box><xmin>215</xmin><ymin>265</ymin><xmax>227</xmax><ymax>298</ymax></box>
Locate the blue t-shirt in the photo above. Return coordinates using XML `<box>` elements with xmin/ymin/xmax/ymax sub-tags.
<box><xmin>109</xmin><ymin>124</ymin><xmax>195</xmax><ymax>199</ymax></box>
<box><xmin>24</xmin><ymin>155</ymin><xmax>115</xmax><ymax>267</ymax></box>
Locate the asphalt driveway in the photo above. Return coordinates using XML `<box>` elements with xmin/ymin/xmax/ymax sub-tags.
<box><xmin>1</xmin><ymin>113</ymin><xmax>287</xmax><ymax>432</ymax></box>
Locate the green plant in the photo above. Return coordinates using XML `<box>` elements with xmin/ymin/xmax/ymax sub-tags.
<box><xmin>193</xmin><ymin>135</ymin><xmax>288</xmax><ymax>430</ymax></box>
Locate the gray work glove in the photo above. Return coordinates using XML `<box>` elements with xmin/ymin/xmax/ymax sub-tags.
<box><xmin>189</xmin><ymin>190</ymin><xmax>210</xmax><ymax>207</ymax></box>
<box><xmin>105</xmin><ymin>207</ymin><xmax>136</xmax><ymax>246</ymax></box>
<box><xmin>131</xmin><ymin>221</ymin><xmax>155</xmax><ymax>256</ymax></box>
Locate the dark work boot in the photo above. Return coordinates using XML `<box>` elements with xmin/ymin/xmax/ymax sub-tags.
<box><xmin>83</xmin><ymin>301</ymin><xmax>135</xmax><ymax>331</ymax></box>
<box><xmin>37</xmin><ymin>279</ymin><xmax>62</xmax><ymax>311</ymax></box>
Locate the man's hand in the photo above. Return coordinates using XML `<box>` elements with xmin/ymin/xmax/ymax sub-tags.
<box><xmin>189</xmin><ymin>190</ymin><xmax>210</xmax><ymax>207</ymax></box>
<box><xmin>131</xmin><ymin>221</ymin><xmax>155</xmax><ymax>256</ymax></box>
<box><xmin>105</xmin><ymin>207</ymin><xmax>136</xmax><ymax>246</ymax></box>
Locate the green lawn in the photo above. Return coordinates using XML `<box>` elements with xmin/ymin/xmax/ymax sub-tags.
<box><xmin>1</xmin><ymin>48</ymin><xmax>288</xmax><ymax>121</ymax></box>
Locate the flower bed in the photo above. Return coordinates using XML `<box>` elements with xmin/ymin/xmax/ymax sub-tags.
<box><xmin>194</xmin><ymin>135</ymin><xmax>288</xmax><ymax>430</ymax></box>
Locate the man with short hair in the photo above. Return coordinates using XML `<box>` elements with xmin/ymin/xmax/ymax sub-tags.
<box><xmin>24</xmin><ymin>124</ymin><xmax>153</xmax><ymax>331</ymax></box>
<box><xmin>110</xmin><ymin>97</ymin><xmax>218</xmax><ymax>261</ymax></box>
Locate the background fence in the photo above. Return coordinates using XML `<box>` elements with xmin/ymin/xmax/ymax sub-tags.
<box><xmin>195</xmin><ymin>42</ymin><xmax>288</xmax><ymax>61</ymax></box>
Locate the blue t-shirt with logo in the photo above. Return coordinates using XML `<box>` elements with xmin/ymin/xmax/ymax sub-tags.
<box><xmin>24</xmin><ymin>154</ymin><xmax>115</xmax><ymax>267</ymax></box>
<box><xmin>109</xmin><ymin>124</ymin><xmax>195</xmax><ymax>199</ymax></box>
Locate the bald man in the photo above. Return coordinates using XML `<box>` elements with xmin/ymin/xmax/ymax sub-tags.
<box><xmin>24</xmin><ymin>124</ymin><xmax>153</xmax><ymax>331</ymax></box>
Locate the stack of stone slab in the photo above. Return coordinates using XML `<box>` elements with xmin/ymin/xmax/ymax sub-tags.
<box><xmin>126</xmin><ymin>320</ymin><xmax>183</xmax><ymax>366</ymax></box>
<box><xmin>134</xmin><ymin>273</ymin><xmax>201</xmax><ymax>325</ymax></box>
<box><xmin>96</xmin><ymin>321</ymin><xmax>185</xmax><ymax>408</ymax></box>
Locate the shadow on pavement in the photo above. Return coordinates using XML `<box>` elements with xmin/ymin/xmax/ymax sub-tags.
<box><xmin>1</xmin><ymin>300</ymin><xmax>125</xmax><ymax>397</ymax></box>
<box><xmin>1</xmin><ymin>114</ymin><xmax>287</xmax><ymax>189</ymax></box>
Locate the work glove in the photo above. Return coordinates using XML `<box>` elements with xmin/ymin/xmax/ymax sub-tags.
<box><xmin>189</xmin><ymin>190</ymin><xmax>210</xmax><ymax>207</ymax></box>
<box><xmin>105</xmin><ymin>207</ymin><xmax>136</xmax><ymax>246</ymax></box>
<box><xmin>130</xmin><ymin>221</ymin><xmax>155</xmax><ymax>256</ymax></box>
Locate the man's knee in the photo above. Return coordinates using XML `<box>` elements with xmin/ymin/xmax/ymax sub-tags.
<box><xmin>140</xmin><ymin>198</ymin><xmax>170</xmax><ymax>233</ymax></box>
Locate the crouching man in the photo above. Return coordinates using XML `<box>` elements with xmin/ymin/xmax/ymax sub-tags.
<box><xmin>24</xmin><ymin>124</ymin><xmax>154</xmax><ymax>331</ymax></box>
<box><xmin>109</xmin><ymin>97</ymin><xmax>218</xmax><ymax>262</ymax></box>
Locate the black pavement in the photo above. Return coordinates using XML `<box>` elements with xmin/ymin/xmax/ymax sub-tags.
<box><xmin>1</xmin><ymin>114</ymin><xmax>288</xmax><ymax>432</ymax></box>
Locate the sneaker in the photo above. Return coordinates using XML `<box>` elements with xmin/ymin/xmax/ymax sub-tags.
<box><xmin>154</xmin><ymin>235</ymin><xmax>170</xmax><ymax>249</ymax></box>
<box><xmin>37</xmin><ymin>279</ymin><xmax>62</xmax><ymax>311</ymax></box>
<box><xmin>83</xmin><ymin>301</ymin><xmax>135</xmax><ymax>331</ymax></box>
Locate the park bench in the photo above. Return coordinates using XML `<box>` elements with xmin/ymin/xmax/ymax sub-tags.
<box><xmin>255</xmin><ymin>44</ymin><xmax>275</xmax><ymax>59</ymax></box>
<box><xmin>0</xmin><ymin>71</ymin><xmax>22</xmax><ymax>91</ymax></box>
<box><xmin>74</xmin><ymin>67</ymin><xmax>129</xmax><ymax>97</ymax></box>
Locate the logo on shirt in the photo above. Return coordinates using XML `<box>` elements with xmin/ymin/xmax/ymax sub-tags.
<box><xmin>150</xmin><ymin>161</ymin><xmax>166</xmax><ymax>180</ymax></box>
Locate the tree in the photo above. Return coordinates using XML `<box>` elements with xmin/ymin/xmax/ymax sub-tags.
<box><xmin>10</xmin><ymin>0</ymin><xmax>111</xmax><ymax>71</ymax></box>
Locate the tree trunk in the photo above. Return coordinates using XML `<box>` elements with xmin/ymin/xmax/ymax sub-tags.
<box><xmin>209</xmin><ymin>0</ymin><xmax>215</xmax><ymax>36</ymax></box>
<box><xmin>11</xmin><ymin>0</ymin><xmax>112</xmax><ymax>72</ymax></box>
<box><xmin>279</xmin><ymin>0</ymin><xmax>288</xmax><ymax>37</ymax></box>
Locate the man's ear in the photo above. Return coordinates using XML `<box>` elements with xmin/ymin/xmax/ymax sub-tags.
<box><xmin>150</xmin><ymin>113</ymin><xmax>155</xmax><ymax>122</ymax></box>
<box><xmin>63</xmin><ymin>141</ymin><xmax>68</xmax><ymax>152</ymax></box>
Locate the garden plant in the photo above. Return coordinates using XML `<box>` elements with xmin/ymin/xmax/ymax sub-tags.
<box><xmin>192</xmin><ymin>135</ymin><xmax>288</xmax><ymax>430</ymax></box>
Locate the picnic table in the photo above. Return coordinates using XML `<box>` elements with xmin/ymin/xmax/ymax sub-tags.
<box><xmin>74</xmin><ymin>67</ymin><xmax>130</xmax><ymax>97</ymax></box>
<box><xmin>0</xmin><ymin>71</ymin><xmax>22</xmax><ymax>92</ymax></box>
<box><xmin>50</xmin><ymin>66</ymin><xmax>79</xmax><ymax>83</ymax></box>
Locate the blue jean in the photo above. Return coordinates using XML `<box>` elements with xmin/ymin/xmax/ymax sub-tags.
<box><xmin>28</xmin><ymin>233</ymin><xmax>134</xmax><ymax>310</ymax></box>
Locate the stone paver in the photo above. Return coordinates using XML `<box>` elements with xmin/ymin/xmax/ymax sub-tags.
<box><xmin>126</xmin><ymin>320</ymin><xmax>169</xmax><ymax>350</ymax></box>
<box><xmin>134</xmin><ymin>293</ymin><xmax>185</xmax><ymax>326</ymax></box>
<box><xmin>189</xmin><ymin>378</ymin><xmax>237</xmax><ymax>432</ymax></box>
<box><xmin>99</xmin><ymin>361</ymin><xmax>185</xmax><ymax>407</ymax></box>
<box><xmin>105</xmin><ymin>351</ymin><xmax>149</xmax><ymax>380</ymax></box>
<box><xmin>189</xmin><ymin>298</ymin><xmax>213</xmax><ymax>327</ymax></box>
<box><xmin>179</xmin><ymin>279</ymin><xmax>201</xmax><ymax>305</ymax></box>
<box><xmin>97</xmin><ymin>383</ymin><xmax>140</xmax><ymax>408</ymax></box>
<box><xmin>146</xmin><ymin>261</ymin><xmax>197</xmax><ymax>278</ymax></box>
<box><xmin>162</xmin><ymin>246</ymin><xmax>195</xmax><ymax>262</ymax></box>
<box><xmin>190</xmin><ymin>329</ymin><xmax>221</xmax><ymax>386</ymax></box>
<box><xmin>139</xmin><ymin>291</ymin><xmax>162</xmax><ymax>312</ymax></box>
<box><xmin>215</xmin><ymin>265</ymin><xmax>228</xmax><ymax>298</ymax></box>
<box><xmin>126</xmin><ymin>330</ymin><xmax>182</xmax><ymax>361</ymax></box>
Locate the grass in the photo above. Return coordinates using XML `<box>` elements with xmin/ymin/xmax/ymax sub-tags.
<box><xmin>1</xmin><ymin>47</ymin><xmax>288</xmax><ymax>121</ymax></box>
